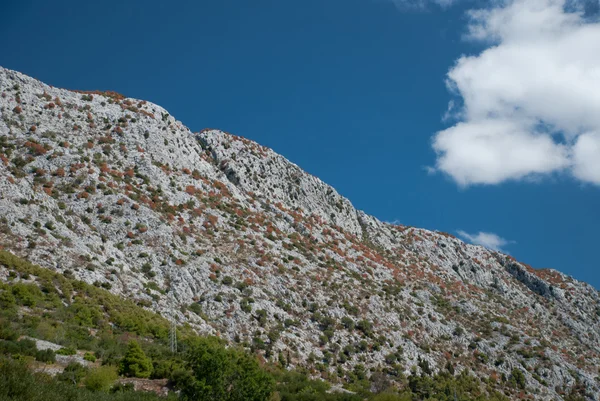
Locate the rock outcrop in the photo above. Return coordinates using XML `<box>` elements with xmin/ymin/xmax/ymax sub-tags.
<box><xmin>1</xmin><ymin>66</ymin><xmax>599</xmax><ymax>400</ymax></box>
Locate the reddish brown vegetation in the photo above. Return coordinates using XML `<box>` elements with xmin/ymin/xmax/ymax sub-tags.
<box><xmin>24</xmin><ymin>141</ymin><xmax>48</xmax><ymax>156</ymax></box>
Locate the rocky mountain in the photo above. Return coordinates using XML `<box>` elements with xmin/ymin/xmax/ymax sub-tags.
<box><xmin>1</xmin><ymin>66</ymin><xmax>599</xmax><ymax>400</ymax></box>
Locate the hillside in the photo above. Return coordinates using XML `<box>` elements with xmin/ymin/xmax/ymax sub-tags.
<box><xmin>0</xmin><ymin>66</ymin><xmax>599</xmax><ymax>400</ymax></box>
<box><xmin>0</xmin><ymin>249</ymin><xmax>516</xmax><ymax>401</ymax></box>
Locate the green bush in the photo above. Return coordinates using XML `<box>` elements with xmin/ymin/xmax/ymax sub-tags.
<box><xmin>372</xmin><ymin>393</ymin><xmax>412</xmax><ymax>401</ymax></box>
<box><xmin>57</xmin><ymin>346</ymin><xmax>77</xmax><ymax>355</ymax></box>
<box><xmin>111</xmin><ymin>382</ymin><xmax>136</xmax><ymax>393</ymax></box>
<box><xmin>188</xmin><ymin>302</ymin><xmax>203</xmax><ymax>316</ymax></box>
<box><xmin>357</xmin><ymin>319</ymin><xmax>373</xmax><ymax>337</ymax></box>
<box><xmin>0</xmin><ymin>338</ymin><xmax>38</xmax><ymax>358</ymax></box>
<box><xmin>120</xmin><ymin>340</ymin><xmax>153</xmax><ymax>378</ymax></box>
<box><xmin>0</xmin><ymin>324</ymin><xmax>18</xmax><ymax>341</ymax></box>
<box><xmin>35</xmin><ymin>348</ymin><xmax>56</xmax><ymax>363</ymax></box>
<box><xmin>11</xmin><ymin>283</ymin><xmax>43</xmax><ymax>307</ymax></box>
<box><xmin>0</xmin><ymin>289</ymin><xmax>16</xmax><ymax>308</ymax></box>
<box><xmin>1</xmin><ymin>356</ymin><xmax>176</xmax><ymax>400</ymax></box>
<box><xmin>274</xmin><ymin>370</ymin><xmax>356</xmax><ymax>401</ymax></box>
<box><xmin>177</xmin><ymin>337</ymin><xmax>274</xmax><ymax>401</ymax></box>
<box><xmin>58</xmin><ymin>362</ymin><xmax>89</xmax><ymax>385</ymax></box>
<box><xmin>84</xmin><ymin>365</ymin><xmax>118</xmax><ymax>392</ymax></box>
<box><xmin>510</xmin><ymin>368</ymin><xmax>526</xmax><ymax>390</ymax></box>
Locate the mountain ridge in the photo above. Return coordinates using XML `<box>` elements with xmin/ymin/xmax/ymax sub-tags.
<box><xmin>1</xmin><ymin>65</ymin><xmax>599</xmax><ymax>400</ymax></box>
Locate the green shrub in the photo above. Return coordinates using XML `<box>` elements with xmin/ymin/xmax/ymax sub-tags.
<box><xmin>0</xmin><ymin>325</ymin><xmax>18</xmax><ymax>341</ymax></box>
<box><xmin>0</xmin><ymin>290</ymin><xmax>17</xmax><ymax>308</ymax></box>
<box><xmin>188</xmin><ymin>302</ymin><xmax>203</xmax><ymax>316</ymax></box>
<box><xmin>119</xmin><ymin>340</ymin><xmax>153</xmax><ymax>378</ymax></box>
<box><xmin>17</xmin><ymin>338</ymin><xmax>38</xmax><ymax>356</ymax></box>
<box><xmin>110</xmin><ymin>382</ymin><xmax>135</xmax><ymax>393</ymax></box>
<box><xmin>342</xmin><ymin>316</ymin><xmax>355</xmax><ymax>330</ymax></box>
<box><xmin>58</xmin><ymin>362</ymin><xmax>89</xmax><ymax>385</ymax></box>
<box><xmin>35</xmin><ymin>348</ymin><xmax>56</xmax><ymax>363</ymax></box>
<box><xmin>11</xmin><ymin>283</ymin><xmax>43</xmax><ymax>307</ymax></box>
<box><xmin>56</xmin><ymin>346</ymin><xmax>77</xmax><ymax>356</ymax></box>
<box><xmin>84</xmin><ymin>365</ymin><xmax>118</xmax><ymax>392</ymax></box>
<box><xmin>0</xmin><ymin>338</ymin><xmax>37</xmax><ymax>358</ymax></box>
<box><xmin>510</xmin><ymin>368</ymin><xmax>526</xmax><ymax>390</ymax></box>
<box><xmin>0</xmin><ymin>356</ymin><xmax>173</xmax><ymax>401</ymax></box>
<box><xmin>177</xmin><ymin>337</ymin><xmax>274</xmax><ymax>401</ymax></box>
<box><xmin>357</xmin><ymin>319</ymin><xmax>373</xmax><ymax>337</ymax></box>
<box><xmin>372</xmin><ymin>393</ymin><xmax>412</xmax><ymax>401</ymax></box>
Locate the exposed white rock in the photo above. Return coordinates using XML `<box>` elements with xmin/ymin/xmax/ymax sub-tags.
<box><xmin>1</xmin><ymin>66</ymin><xmax>599</xmax><ymax>400</ymax></box>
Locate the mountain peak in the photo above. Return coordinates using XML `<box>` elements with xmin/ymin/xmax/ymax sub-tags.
<box><xmin>1</xmin><ymin>66</ymin><xmax>599</xmax><ymax>400</ymax></box>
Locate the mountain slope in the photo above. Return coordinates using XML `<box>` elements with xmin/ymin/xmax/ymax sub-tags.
<box><xmin>0</xmin><ymin>66</ymin><xmax>599</xmax><ymax>400</ymax></box>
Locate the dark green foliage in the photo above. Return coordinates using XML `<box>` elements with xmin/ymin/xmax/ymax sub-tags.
<box><xmin>341</xmin><ymin>316</ymin><xmax>355</xmax><ymax>331</ymax></box>
<box><xmin>509</xmin><ymin>368</ymin><xmax>526</xmax><ymax>390</ymax></box>
<box><xmin>120</xmin><ymin>340</ymin><xmax>153</xmax><ymax>378</ymax></box>
<box><xmin>371</xmin><ymin>393</ymin><xmax>412</xmax><ymax>401</ymax></box>
<box><xmin>176</xmin><ymin>337</ymin><xmax>274</xmax><ymax>401</ymax></box>
<box><xmin>188</xmin><ymin>302</ymin><xmax>203</xmax><ymax>316</ymax></box>
<box><xmin>0</xmin><ymin>289</ymin><xmax>16</xmax><ymax>309</ymax></box>
<box><xmin>10</xmin><ymin>282</ymin><xmax>43</xmax><ymax>307</ymax></box>
<box><xmin>1</xmin><ymin>357</ymin><xmax>175</xmax><ymax>400</ymax></box>
<box><xmin>84</xmin><ymin>365</ymin><xmax>118</xmax><ymax>391</ymax></box>
<box><xmin>69</xmin><ymin>298</ymin><xmax>103</xmax><ymax>326</ymax></box>
<box><xmin>56</xmin><ymin>346</ymin><xmax>77</xmax><ymax>355</ymax></box>
<box><xmin>0</xmin><ymin>324</ymin><xmax>18</xmax><ymax>341</ymax></box>
<box><xmin>274</xmin><ymin>370</ymin><xmax>362</xmax><ymax>401</ymax></box>
<box><xmin>357</xmin><ymin>319</ymin><xmax>373</xmax><ymax>337</ymax></box>
<box><xmin>35</xmin><ymin>348</ymin><xmax>56</xmax><ymax>363</ymax></box>
<box><xmin>240</xmin><ymin>299</ymin><xmax>252</xmax><ymax>313</ymax></box>
<box><xmin>0</xmin><ymin>250</ymin><xmax>176</xmax><ymax>341</ymax></box>
<box><xmin>255</xmin><ymin>309</ymin><xmax>268</xmax><ymax>326</ymax></box>
<box><xmin>418</xmin><ymin>357</ymin><xmax>432</xmax><ymax>376</ymax></box>
<box><xmin>0</xmin><ymin>338</ymin><xmax>37</xmax><ymax>358</ymax></box>
<box><xmin>111</xmin><ymin>382</ymin><xmax>136</xmax><ymax>394</ymax></box>
<box><xmin>151</xmin><ymin>358</ymin><xmax>185</xmax><ymax>380</ymax></box>
<box><xmin>404</xmin><ymin>369</ymin><xmax>509</xmax><ymax>401</ymax></box>
<box><xmin>58</xmin><ymin>362</ymin><xmax>89</xmax><ymax>385</ymax></box>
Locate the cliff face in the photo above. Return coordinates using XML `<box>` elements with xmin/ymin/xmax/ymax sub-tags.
<box><xmin>1</xmin><ymin>66</ymin><xmax>599</xmax><ymax>400</ymax></box>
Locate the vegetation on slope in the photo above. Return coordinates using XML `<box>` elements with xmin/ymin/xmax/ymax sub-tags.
<box><xmin>0</xmin><ymin>249</ymin><xmax>574</xmax><ymax>400</ymax></box>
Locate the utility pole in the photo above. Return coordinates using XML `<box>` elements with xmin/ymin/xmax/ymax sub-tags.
<box><xmin>169</xmin><ymin>267</ymin><xmax>178</xmax><ymax>354</ymax></box>
<box><xmin>169</xmin><ymin>315</ymin><xmax>177</xmax><ymax>354</ymax></box>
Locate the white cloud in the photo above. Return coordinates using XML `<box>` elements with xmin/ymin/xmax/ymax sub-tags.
<box><xmin>572</xmin><ymin>131</ymin><xmax>600</xmax><ymax>184</ymax></box>
<box><xmin>433</xmin><ymin>0</ymin><xmax>600</xmax><ymax>186</ymax></box>
<box><xmin>433</xmin><ymin>119</ymin><xmax>569</xmax><ymax>185</ymax></box>
<box><xmin>457</xmin><ymin>230</ymin><xmax>513</xmax><ymax>251</ymax></box>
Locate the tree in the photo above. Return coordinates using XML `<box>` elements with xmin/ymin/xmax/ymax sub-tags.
<box><xmin>510</xmin><ymin>368</ymin><xmax>526</xmax><ymax>390</ymax></box>
<box><xmin>0</xmin><ymin>290</ymin><xmax>16</xmax><ymax>309</ymax></box>
<box><xmin>58</xmin><ymin>362</ymin><xmax>88</xmax><ymax>385</ymax></box>
<box><xmin>357</xmin><ymin>320</ymin><xmax>373</xmax><ymax>337</ymax></box>
<box><xmin>179</xmin><ymin>337</ymin><xmax>274</xmax><ymax>401</ymax></box>
<box><xmin>119</xmin><ymin>340</ymin><xmax>153</xmax><ymax>378</ymax></box>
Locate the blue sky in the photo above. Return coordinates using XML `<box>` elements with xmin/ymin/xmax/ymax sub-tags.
<box><xmin>1</xmin><ymin>0</ymin><xmax>599</xmax><ymax>287</ymax></box>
